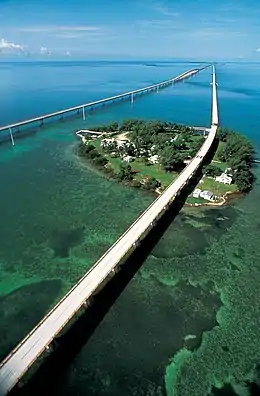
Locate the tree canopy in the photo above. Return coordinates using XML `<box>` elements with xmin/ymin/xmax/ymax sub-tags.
<box><xmin>216</xmin><ymin>128</ymin><xmax>254</xmax><ymax>192</ymax></box>
<box><xmin>160</xmin><ymin>145</ymin><xmax>184</xmax><ymax>172</ymax></box>
<box><xmin>203</xmin><ymin>164</ymin><xmax>222</xmax><ymax>177</ymax></box>
<box><xmin>116</xmin><ymin>162</ymin><xmax>133</xmax><ymax>182</ymax></box>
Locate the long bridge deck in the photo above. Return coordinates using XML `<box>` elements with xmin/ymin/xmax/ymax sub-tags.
<box><xmin>0</xmin><ymin>65</ymin><xmax>210</xmax><ymax>136</ymax></box>
<box><xmin>0</xmin><ymin>64</ymin><xmax>217</xmax><ymax>395</ymax></box>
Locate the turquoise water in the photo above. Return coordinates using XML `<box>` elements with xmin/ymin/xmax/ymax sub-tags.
<box><xmin>0</xmin><ymin>61</ymin><xmax>260</xmax><ymax>395</ymax></box>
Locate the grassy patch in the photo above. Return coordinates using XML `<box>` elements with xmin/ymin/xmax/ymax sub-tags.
<box><xmin>106</xmin><ymin>156</ymin><xmax>122</xmax><ymax>173</ymax></box>
<box><xmin>84</xmin><ymin>138</ymin><xmax>238</xmax><ymax>198</ymax></box>
<box><xmin>198</xmin><ymin>177</ymin><xmax>238</xmax><ymax>197</ymax></box>
<box><xmin>90</xmin><ymin>138</ymin><xmax>177</xmax><ymax>186</ymax></box>
<box><xmin>131</xmin><ymin>159</ymin><xmax>177</xmax><ymax>186</ymax></box>
<box><xmin>91</xmin><ymin>139</ymin><xmax>101</xmax><ymax>149</ymax></box>
<box><xmin>186</xmin><ymin>197</ymin><xmax>207</xmax><ymax>205</ymax></box>
<box><xmin>211</xmin><ymin>160</ymin><xmax>227</xmax><ymax>171</ymax></box>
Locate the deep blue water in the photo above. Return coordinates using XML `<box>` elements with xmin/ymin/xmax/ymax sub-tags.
<box><xmin>1</xmin><ymin>60</ymin><xmax>260</xmax><ymax>396</ymax></box>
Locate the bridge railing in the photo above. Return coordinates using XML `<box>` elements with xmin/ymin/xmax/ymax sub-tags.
<box><xmin>0</xmin><ymin>125</ymin><xmax>217</xmax><ymax>376</ymax></box>
<box><xmin>0</xmin><ymin>64</ymin><xmax>216</xmax><ymax>395</ymax></box>
<box><xmin>0</xmin><ymin>67</ymin><xmax>208</xmax><ymax>135</ymax></box>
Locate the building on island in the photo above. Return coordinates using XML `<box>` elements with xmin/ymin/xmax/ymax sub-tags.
<box><xmin>193</xmin><ymin>188</ymin><xmax>202</xmax><ymax>198</ymax></box>
<box><xmin>148</xmin><ymin>154</ymin><xmax>159</xmax><ymax>164</ymax></box>
<box><xmin>200</xmin><ymin>190</ymin><xmax>215</xmax><ymax>201</ymax></box>
<box><xmin>122</xmin><ymin>155</ymin><xmax>134</xmax><ymax>163</ymax></box>
<box><xmin>215</xmin><ymin>172</ymin><xmax>232</xmax><ymax>185</ymax></box>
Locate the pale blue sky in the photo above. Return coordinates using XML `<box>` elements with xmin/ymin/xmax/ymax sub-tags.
<box><xmin>1</xmin><ymin>0</ymin><xmax>260</xmax><ymax>60</ymax></box>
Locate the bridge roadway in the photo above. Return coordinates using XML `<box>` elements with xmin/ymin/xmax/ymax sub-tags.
<box><xmin>0</xmin><ymin>64</ymin><xmax>218</xmax><ymax>395</ymax></box>
<box><xmin>0</xmin><ymin>65</ymin><xmax>210</xmax><ymax>135</ymax></box>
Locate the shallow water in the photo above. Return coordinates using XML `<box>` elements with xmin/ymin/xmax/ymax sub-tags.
<box><xmin>0</xmin><ymin>60</ymin><xmax>260</xmax><ymax>395</ymax></box>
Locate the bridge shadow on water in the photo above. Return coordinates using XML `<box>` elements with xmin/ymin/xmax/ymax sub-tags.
<box><xmin>11</xmin><ymin>138</ymin><xmax>219</xmax><ymax>396</ymax></box>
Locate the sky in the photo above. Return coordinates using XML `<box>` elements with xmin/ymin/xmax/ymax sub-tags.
<box><xmin>1</xmin><ymin>0</ymin><xmax>260</xmax><ymax>60</ymax></box>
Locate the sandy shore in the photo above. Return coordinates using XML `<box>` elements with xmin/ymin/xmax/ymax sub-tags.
<box><xmin>185</xmin><ymin>191</ymin><xmax>243</xmax><ymax>208</ymax></box>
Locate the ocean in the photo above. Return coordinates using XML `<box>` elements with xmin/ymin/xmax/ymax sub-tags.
<box><xmin>0</xmin><ymin>60</ymin><xmax>260</xmax><ymax>396</ymax></box>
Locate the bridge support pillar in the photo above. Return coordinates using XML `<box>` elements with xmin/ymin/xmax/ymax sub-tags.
<box><xmin>82</xmin><ymin>106</ymin><xmax>86</xmax><ymax>121</ymax></box>
<box><xmin>131</xmin><ymin>92</ymin><xmax>134</xmax><ymax>104</ymax></box>
<box><xmin>40</xmin><ymin>119</ymin><xmax>44</xmax><ymax>127</ymax></box>
<box><xmin>9</xmin><ymin>128</ymin><xmax>15</xmax><ymax>146</ymax></box>
<box><xmin>133</xmin><ymin>240</ymin><xmax>140</xmax><ymax>248</ymax></box>
<box><xmin>157</xmin><ymin>86</ymin><xmax>159</xmax><ymax>93</ymax></box>
<box><xmin>83</xmin><ymin>297</ymin><xmax>93</xmax><ymax>307</ymax></box>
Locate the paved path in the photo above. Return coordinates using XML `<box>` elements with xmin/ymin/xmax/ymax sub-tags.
<box><xmin>0</xmin><ymin>64</ymin><xmax>218</xmax><ymax>395</ymax></box>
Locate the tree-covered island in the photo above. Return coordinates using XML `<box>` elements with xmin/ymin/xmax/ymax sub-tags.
<box><xmin>77</xmin><ymin>119</ymin><xmax>254</xmax><ymax>205</ymax></box>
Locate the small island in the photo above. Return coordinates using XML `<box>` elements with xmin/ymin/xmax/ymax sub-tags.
<box><xmin>76</xmin><ymin>119</ymin><xmax>254</xmax><ymax>206</ymax></box>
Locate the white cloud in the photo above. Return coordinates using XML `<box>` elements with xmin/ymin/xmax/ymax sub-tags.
<box><xmin>0</xmin><ymin>38</ymin><xmax>24</xmax><ymax>52</ymax></box>
<box><xmin>65</xmin><ymin>51</ymin><xmax>71</xmax><ymax>57</ymax></box>
<box><xmin>256</xmin><ymin>48</ymin><xmax>260</xmax><ymax>52</ymax></box>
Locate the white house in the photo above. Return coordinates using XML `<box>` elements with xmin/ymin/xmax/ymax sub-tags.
<box><xmin>200</xmin><ymin>190</ymin><xmax>215</xmax><ymax>201</ymax></box>
<box><xmin>148</xmin><ymin>154</ymin><xmax>159</xmax><ymax>164</ymax></box>
<box><xmin>215</xmin><ymin>172</ymin><xmax>232</xmax><ymax>185</ymax></box>
<box><xmin>193</xmin><ymin>188</ymin><xmax>201</xmax><ymax>198</ymax></box>
<box><xmin>101</xmin><ymin>138</ymin><xmax>117</xmax><ymax>151</ymax></box>
<box><xmin>122</xmin><ymin>155</ymin><xmax>133</xmax><ymax>163</ymax></box>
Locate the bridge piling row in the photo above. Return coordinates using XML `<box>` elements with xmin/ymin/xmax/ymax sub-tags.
<box><xmin>9</xmin><ymin>128</ymin><xmax>15</xmax><ymax>146</ymax></box>
<box><xmin>0</xmin><ymin>66</ymin><xmax>205</xmax><ymax>143</ymax></box>
<box><xmin>0</xmin><ymin>65</ymin><xmax>216</xmax><ymax>396</ymax></box>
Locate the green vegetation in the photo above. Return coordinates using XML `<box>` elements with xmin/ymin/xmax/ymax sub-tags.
<box><xmin>77</xmin><ymin>120</ymin><xmax>254</xmax><ymax>199</ymax></box>
<box><xmin>200</xmin><ymin>177</ymin><xmax>237</xmax><ymax>195</ymax></box>
<box><xmin>131</xmin><ymin>159</ymin><xmax>177</xmax><ymax>186</ymax></box>
<box><xmin>78</xmin><ymin>119</ymin><xmax>199</xmax><ymax>192</ymax></box>
<box><xmin>116</xmin><ymin>163</ymin><xmax>133</xmax><ymax>182</ymax></box>
<box><xmin>202</xmin><ymin>164</ymin><xmax>222</xmax><ymax>178</ymax></box>
<box><xmin>77</xmin><ymin>142</ymin><xmax>108</xmax><ymax>169</ymax></box>
<box><xmin>186</xmin><ymin>197</ymin><xmax>207</xmax><ymax>205</ymax></box>
<box><xmin>143</xmin><ymin>177</ymin><xmax>161</xmax><ymax>191</ymax></box>
<box><xmin>160</xmin><ymin>146</ymin><xmax>185</xmax><ymax>172</ymax></box>
<box><xmin>216</xmin><ymin>127</ymin><xmax>254</xmax><ymax>192</ymax></box>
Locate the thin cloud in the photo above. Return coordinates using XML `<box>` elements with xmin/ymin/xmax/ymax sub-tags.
<box><xmin>53</xmin><ymin>34</ymin><xmax>79</xmax><ymax>39</ymax></box>
<box><xmin>0</xmin><ymin>38</ymin><xmax>24</xmax><ymax>52</ymax></box>
<box><xmin>136</xmin><ymin>19</ymin><xmax>179</xmax><ymax>30</ymax></box>
<box><xmin>53</xmin><ymin>31</ymin><xmax>104</xmax><ymax>39</ymax></box>
<box><xmin>153</xmin><ymin>2</ymin><xmax>179</xmax><ymax>17</ymax></box>
<box><xmin>18</xmin><ymin>26</ymin><xmax>100</xmax><ymax>33</ymax></box>
<box><xmin>256</xmin><ymin>48</ymin><xmax>260</xmax><ymax>52</ymax></box>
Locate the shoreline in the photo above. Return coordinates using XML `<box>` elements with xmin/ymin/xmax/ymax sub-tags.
<box><xmin>75</xmin><ymin>119</ymin><xmax>254</xmax><ymax>209</ymax></box>
<box><xmin>184</xmin><ymin>190</ymin><xmax>243</xmax><ymax>208</ymax></box>
<box><xmin>75</xmin><ymin>139</ymin><xmax>241</xmax><ymax>209</ymax></box>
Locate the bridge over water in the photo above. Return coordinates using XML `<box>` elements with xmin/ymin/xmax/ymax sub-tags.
<box><xmin>0</xmin><ymin>65</ymin><xmax>210</xmax><ymax>145</ymax></box>
<box><xmin>0</xmin><ymin>64</ymin><xmax>218</xmax><ymax>395</ymax></box>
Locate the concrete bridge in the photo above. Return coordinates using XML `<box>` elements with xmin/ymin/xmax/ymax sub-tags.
<box><xmin>0</xmin><ymin>64</ymin><xmax>218</xmax><ymax>395</ymax></box>
<box><xmin>0</xmin><ymin>65</ymin><xmax>210</xmax><ymax>145</ymax></box>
